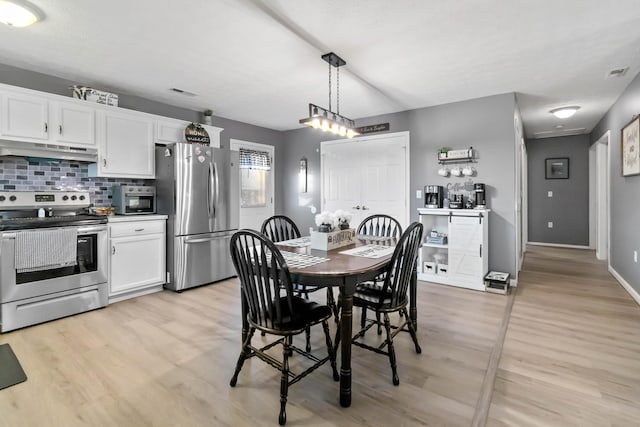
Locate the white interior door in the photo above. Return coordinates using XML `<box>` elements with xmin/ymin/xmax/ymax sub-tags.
<box><xmin>230</xmin><ymin>139</ymin><xmax>274</xmax><ymax>231</ymax></box>
<box><xmin>321</xmin><ymin>132</ymin><xmax>410</xmax><ymax>230</ymax></box>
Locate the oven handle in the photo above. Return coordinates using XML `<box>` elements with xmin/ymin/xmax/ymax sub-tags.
<box><xmin>76</xmin><ymin>225</ymin><xmax>107</xmax><ymax>234</ymax></box>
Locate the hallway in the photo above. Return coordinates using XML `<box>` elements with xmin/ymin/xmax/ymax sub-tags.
<box><xmin>487</xmin><ymin>246</ymin><xmax>640</xmax><ymax>426</ymax></box>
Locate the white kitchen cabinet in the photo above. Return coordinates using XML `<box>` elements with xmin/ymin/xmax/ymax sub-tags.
<box><xmin>52</xmin><ymin>100</ymin><xmax>96</xmax><ymax>147</ymax></box>
<box><xmin>0</xmin><ymin>91</ymin><xmax>49</xmax><ymax>141</ymax></box>
<box><xmin>417</xmin><ymin>208</ymin><xmax>489</xmax><ymax>291</ymax></box>
<box><xmin>156</xmin><ymin>118</ymin><xmax>189</xmax><ymax>144</ymax></box>
<box><xmin>91</xmin><ymin>110</ymin><xmax>155</xmax><ymax>178</ymax></box>
<box><xmin>156</xmin><ymin>118</ymin><xmax>223</xmax><ymax>148</ymax></box>
<box><xmin>108</xmin><ymin>217</ymin><xmax>166</xmax><ymax>303</ymax></box>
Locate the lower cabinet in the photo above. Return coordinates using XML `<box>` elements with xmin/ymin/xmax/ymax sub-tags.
<box><xmin>108</xmin><ymin>218</ymin><xmax>166</xmax><ymax>303</ymax></box>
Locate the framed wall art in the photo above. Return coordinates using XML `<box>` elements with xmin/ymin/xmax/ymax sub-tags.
<box><xmin>621</xmin><ymin>116</ymin><xmax>640</xmax><ymax>177</ymax></box>
<box><xmin>545</xmin><ymin>157</ymin><xmax>569</xmax><ymax>179</ymax></box>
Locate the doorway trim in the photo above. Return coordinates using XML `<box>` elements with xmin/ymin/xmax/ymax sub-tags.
<box><xmin>320</xmin><ymin>131</ymin><xmax>411</xmax><ymax>227</ymax></box>
<box><xmin>589</xmin><ymin>130</ymin><xmax>610</xmax><ymax>263</ymax></box>
<box><xmin>229</xmin><ymin>138</ymin><xmax>275</xmax><ymax>229</ymax></box>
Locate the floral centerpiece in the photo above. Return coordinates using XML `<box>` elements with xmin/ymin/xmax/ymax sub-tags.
<box><xmin>315</xmin><ymin>211</ymin><xmax>337</xmax><ymax>232</ymax></box>
<box><xmin>334</xmin><ymin>209</ymin><xmax>353</xmax><ymax>230</ymax></box>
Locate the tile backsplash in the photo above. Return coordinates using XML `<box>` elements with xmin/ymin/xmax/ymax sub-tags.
<box><xmin>0</xmin><ymin>157</ymin><xmax>152</xmax><ymax>206</ymax></box>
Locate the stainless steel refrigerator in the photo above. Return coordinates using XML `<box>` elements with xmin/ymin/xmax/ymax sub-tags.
<box><xmin>155</xmin><ymin>143</ymin><xmax>239</xmax><ymax>291</ymax></box>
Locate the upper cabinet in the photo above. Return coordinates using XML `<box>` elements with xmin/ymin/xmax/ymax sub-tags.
<box><xmin>0</xmin><ymin>92</ymin><xmax>49</xmax><ymax>141</ymax></box>
<box><xmin>156</xmin><ymin>119</ymin><xmax>189</xmax><ymax>144</ymax></box>
<box><xmin>0</xmin><ymin>83</ymin><xmax>224</xmax><ymax>179</ymax></box>
<box><xmin>156</xmin><ymin>119</ymin><xmax>222</xmax><ymax>148</ymax></box>
<box><xmin>90</xmin><ymin>110</ymin><xmax>155</xmax><ymax>178</ymax></box>
<box><xmin>52</xmin><ymin>101</ymin><xmax>96</xmax><ymax>147</ymax></box>
<box><xmin>0</xmin><ymin>90</ymin><xmax>96</xmax><ymax>149</ymax></box>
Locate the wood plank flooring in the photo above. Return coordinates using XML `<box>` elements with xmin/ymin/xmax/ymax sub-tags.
<box><xmin>487</xmin><ymin>246</ymin><xmax>640</xmax><ymax>426</ymax></box>
<box><xmin>0</xmin><ymin>279</ymin><xmax>506</xmax><ymax>426</ymax></box>
<box><xmin>2</xmin><ymin>245</ymin><xmax>637</xmax><ymax>426</ymax></box>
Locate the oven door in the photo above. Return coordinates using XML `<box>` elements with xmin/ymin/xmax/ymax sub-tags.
<box><xmin>0</xmin><ymin>225</ymin><xmax>108</xmax><ymax>303</ymax></box>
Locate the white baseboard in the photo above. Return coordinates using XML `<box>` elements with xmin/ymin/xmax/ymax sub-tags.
<box><xmin>509</xmin><ymin>278</ymin><xmax>518</xmax><ymax>287</ymax></box>
<box><xmin>528</xmin><ymin>242</ymin><xmax>591</xmax><ymax>250</ymax></box>
<box><xmin>609</xmin><ymin>266</ymin><xmax>640</xmax><ymax>306</ymax></box>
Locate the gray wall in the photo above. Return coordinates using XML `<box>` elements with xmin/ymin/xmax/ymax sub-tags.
<box><xmin>282</xmin><ymin>93</ymin><xmax>518</xmax><ymax>276</ymax></box>
<box><xmin>526</xmin><ymin>135</ymin><xmax>591</xmax><ymax>245</ymax></box>
<box><xmin>591</xmin><ymin>72</ymin><xmax>640</xmax><ymax>291</ymax></box>
<box><xmin>0</xmin><ymin>63</ymin><xmax>286</xmax><ymax>214</ymax></box>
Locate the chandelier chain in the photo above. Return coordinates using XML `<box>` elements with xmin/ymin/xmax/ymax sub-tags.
<box><xmin>328</xmin><ymin>61</ymin><xmax>332</xmax><ymax>112</ymax></box>
<box><xmin>337</xmin><ymin>65</ymin><xmax>340</xmax><ymax>115</ymax></box>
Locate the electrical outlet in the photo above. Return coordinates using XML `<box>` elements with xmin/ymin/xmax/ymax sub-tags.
<box><xmin>635</xmin><ymin>250</ymin><xmax>638</xmax><ymax>263</ymax></box>
<box><xmin>548</xmin><ymin>191</ymin><xmax>553</xmax><ymax>198</ymax></box>
<box><xmin>548</xmin><ymin>222</ymin><xmax>553</xmax><ymax>228</ymax></box>
<box><xmin>416</xmin><ymin>190</ymin><xmax>422</xmax><ymax>199</ymax></box>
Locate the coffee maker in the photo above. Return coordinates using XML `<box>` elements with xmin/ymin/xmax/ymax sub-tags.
<box><xmin>474</xmin><ymin>183</ymin><xmax>486</xmax><ymax>208</ymax></box>
<box><xmin>424</xmin><ymin>185</ymin><xmax>443</xmax><ymax>208</ymax></box>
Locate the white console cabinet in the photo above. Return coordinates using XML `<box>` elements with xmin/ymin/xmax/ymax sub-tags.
<box><xmin>417</xmin><ymin>208</ymin><xmax>489</xmax><ymax>291</ymax></box>
<box><xmin>108</xmin><ymin>216</ymin><xmax>167</xmax><ymax>303</ymax></box>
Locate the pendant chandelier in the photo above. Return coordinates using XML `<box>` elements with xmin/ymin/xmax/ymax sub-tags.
<box><xmin>299</xmin><ymin>52</ymin><xmax>360</xmax><ymax>138</ymax></box>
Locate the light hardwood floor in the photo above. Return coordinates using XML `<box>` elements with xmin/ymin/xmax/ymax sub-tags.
<box><xmin>1</xmin><ymin>246</ymin><xmax>638</xmax><ymax>426</ymax></box>
<box><xmin>0</xmin><ymin>278</ymin><xmax>506</xmax><ymax>426</ymax></box>
<box><xmin>487</xmin><ymin>246</ymin><xmax>640</xmax><ymax>426</ymax></box>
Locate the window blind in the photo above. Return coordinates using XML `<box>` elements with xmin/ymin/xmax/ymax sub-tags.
<box><xmin>239</xmin><ymin>148</ymin><xmax>271</xmax><ymax>170</ymax></box>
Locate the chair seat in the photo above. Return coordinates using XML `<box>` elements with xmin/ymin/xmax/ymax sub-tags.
<box><xmin>269</xmin><ymin>296</ymin><xmax>332</xmax><ymax>331</ymax></box>
<box><xmin>353</xmin><ymin>286</ymin><xmax>407</xmax><ymax>310</ymax></box>
<box><xmin>356</xmin><ymin>280</ymin><xmax>391</xmax><ymax>294</ymax></box>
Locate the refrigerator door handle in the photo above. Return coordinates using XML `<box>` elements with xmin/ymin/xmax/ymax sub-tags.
<box><xmin>208</xmin><ymin>162</ymin><xmax>215</xmax><ymax>218</ymax></box>
<box><xmin>213</xmin><ymin>161</ymin><xmax>219</xmax><ymax>218</ymax></box>
<box><xmin>185</xmin><ymin>237</ymin><xmax>217</xmax><ymax>244</ymax></box>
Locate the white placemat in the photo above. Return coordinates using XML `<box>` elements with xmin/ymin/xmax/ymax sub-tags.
<box><xmin>277</xmin><ymin>237</ymin><xmax>311</xmax><ymax>247</ymax></box>
<box><xmin>260</xmin><ymin>250</ymin><xmax>329</xmax><ymax>269</ymax></box>
<box><xmin>339</xmin><ymin>244</ymin><xmax>395</xmax><ymax>259</ymax></box>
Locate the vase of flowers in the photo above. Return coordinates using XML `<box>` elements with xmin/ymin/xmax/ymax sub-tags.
<box><xmin>315</xmin><ymin>211</ymin><xmax>337</xmax><ymax>232</ymax></box>
<box><xmin>334</xmin><ymin>209</ymin><xmax>353</xmax><ymax>230</ymax></box>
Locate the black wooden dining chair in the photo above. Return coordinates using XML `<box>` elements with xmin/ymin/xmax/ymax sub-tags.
<box><xmin>356</xmin><ymin>214</ymin><xmax>403</xmax><ymax>334</ymax></box>
<box><xmin>229</xmin><ymin>229</ymin><xmax>339</xmax><ymax>425</ymax></box>
<box><xmin>336</xmin><ymin>221</ymin><xmax>423</xmax><ymax>386</ymax></box>
<box><xmin>261</xmin><ymin>215</ymin><xmax>339</xmax><ymax>347</ymax></box>
<box><xmin>357</xmin><ymin>214</ymin><xmax>403</xmax><ymax>240</ymax></box>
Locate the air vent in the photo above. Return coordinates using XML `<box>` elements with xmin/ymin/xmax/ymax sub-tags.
<box><xmin>169</xmin><ymin>88</ymin><xmax>197</xmax><ymax>96</ymax></box>
<box><xmin>606</xmin><ymin>67</ymin><xmax>629</xmax><ymax>79</ymax></box>
<box><xmin>563</xmin><ymin>127</ymin><xmax>586</xmax><ymax>133</ymax></box>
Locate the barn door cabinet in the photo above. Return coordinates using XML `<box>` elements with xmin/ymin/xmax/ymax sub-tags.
<box><xmin>417</xmin><ymin>208</ymin><xmax>489</xmax><ymax>291</ymax></box>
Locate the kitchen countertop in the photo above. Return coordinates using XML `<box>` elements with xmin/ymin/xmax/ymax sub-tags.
<box><xmin>107</xmin><ymin>214</ymin><xmax>168</xmax><ymax>223</ymax></box>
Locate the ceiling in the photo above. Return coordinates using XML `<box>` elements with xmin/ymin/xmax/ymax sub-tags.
<box><xmin>1</xmin><ymin>0</ymin><xmax>640</xmax><ymax>138</ymax></box>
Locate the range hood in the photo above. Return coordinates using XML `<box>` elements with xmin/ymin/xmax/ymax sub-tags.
<box><xmin>0</xmin><ymin>140</ymin><xmax>98</xmax><ymax>162</ymax></box>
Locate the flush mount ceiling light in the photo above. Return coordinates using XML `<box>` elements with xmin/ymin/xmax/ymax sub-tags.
<box><xmin>0</xmin><ymin>0</ymin><xmax>44</xmax><ymax>27</ymax></box>
<box><xmin>550</xmin><ymin>106</ymin><xmax>580</xmax><ymax>119</ymax></box>
<box><xmin>299</xmin><ymin>52</ymin><xmax>360</xmax><ymax>138</ymax></box>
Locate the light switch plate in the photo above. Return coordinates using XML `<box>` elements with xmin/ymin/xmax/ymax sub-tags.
<box><xmin>416</xmin><ymin>190</ymin><xmax>422</xmax><ymax>199</ymax></box>
<box><xmin>548</xmin><ymin>191</ymin><xmax>553</xmax><ymax>198</ymax></box>
<box><xmin>634</xmin><ymin>251</ymin><xmax>638</xmax><ymax>263</ymax></box>
<box><xmin>548</xmin><ymin>222</ymin><xmax>553</xmax><ymax>228</ymax></box>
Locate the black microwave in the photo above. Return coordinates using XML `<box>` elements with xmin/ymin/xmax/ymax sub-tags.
<box><xmin>112</xmin><ymin>185</ymin><xmax>156</xmax><ymax>215</ymax></box>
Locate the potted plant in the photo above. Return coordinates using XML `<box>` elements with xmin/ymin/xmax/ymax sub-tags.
<box><xmin>438</xmin><ymin>147</ymin><xmax>450</xmax><ymax>160</ymax></box>
<box><xmin>315</xmin><ymin>211</ymin><xmax>337</xmax><ymax>232</ymax></box>
<box><xmin>203</xmin><ymin>109</ymin><xmax>213</xmax><ymax>125</ymax></box>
